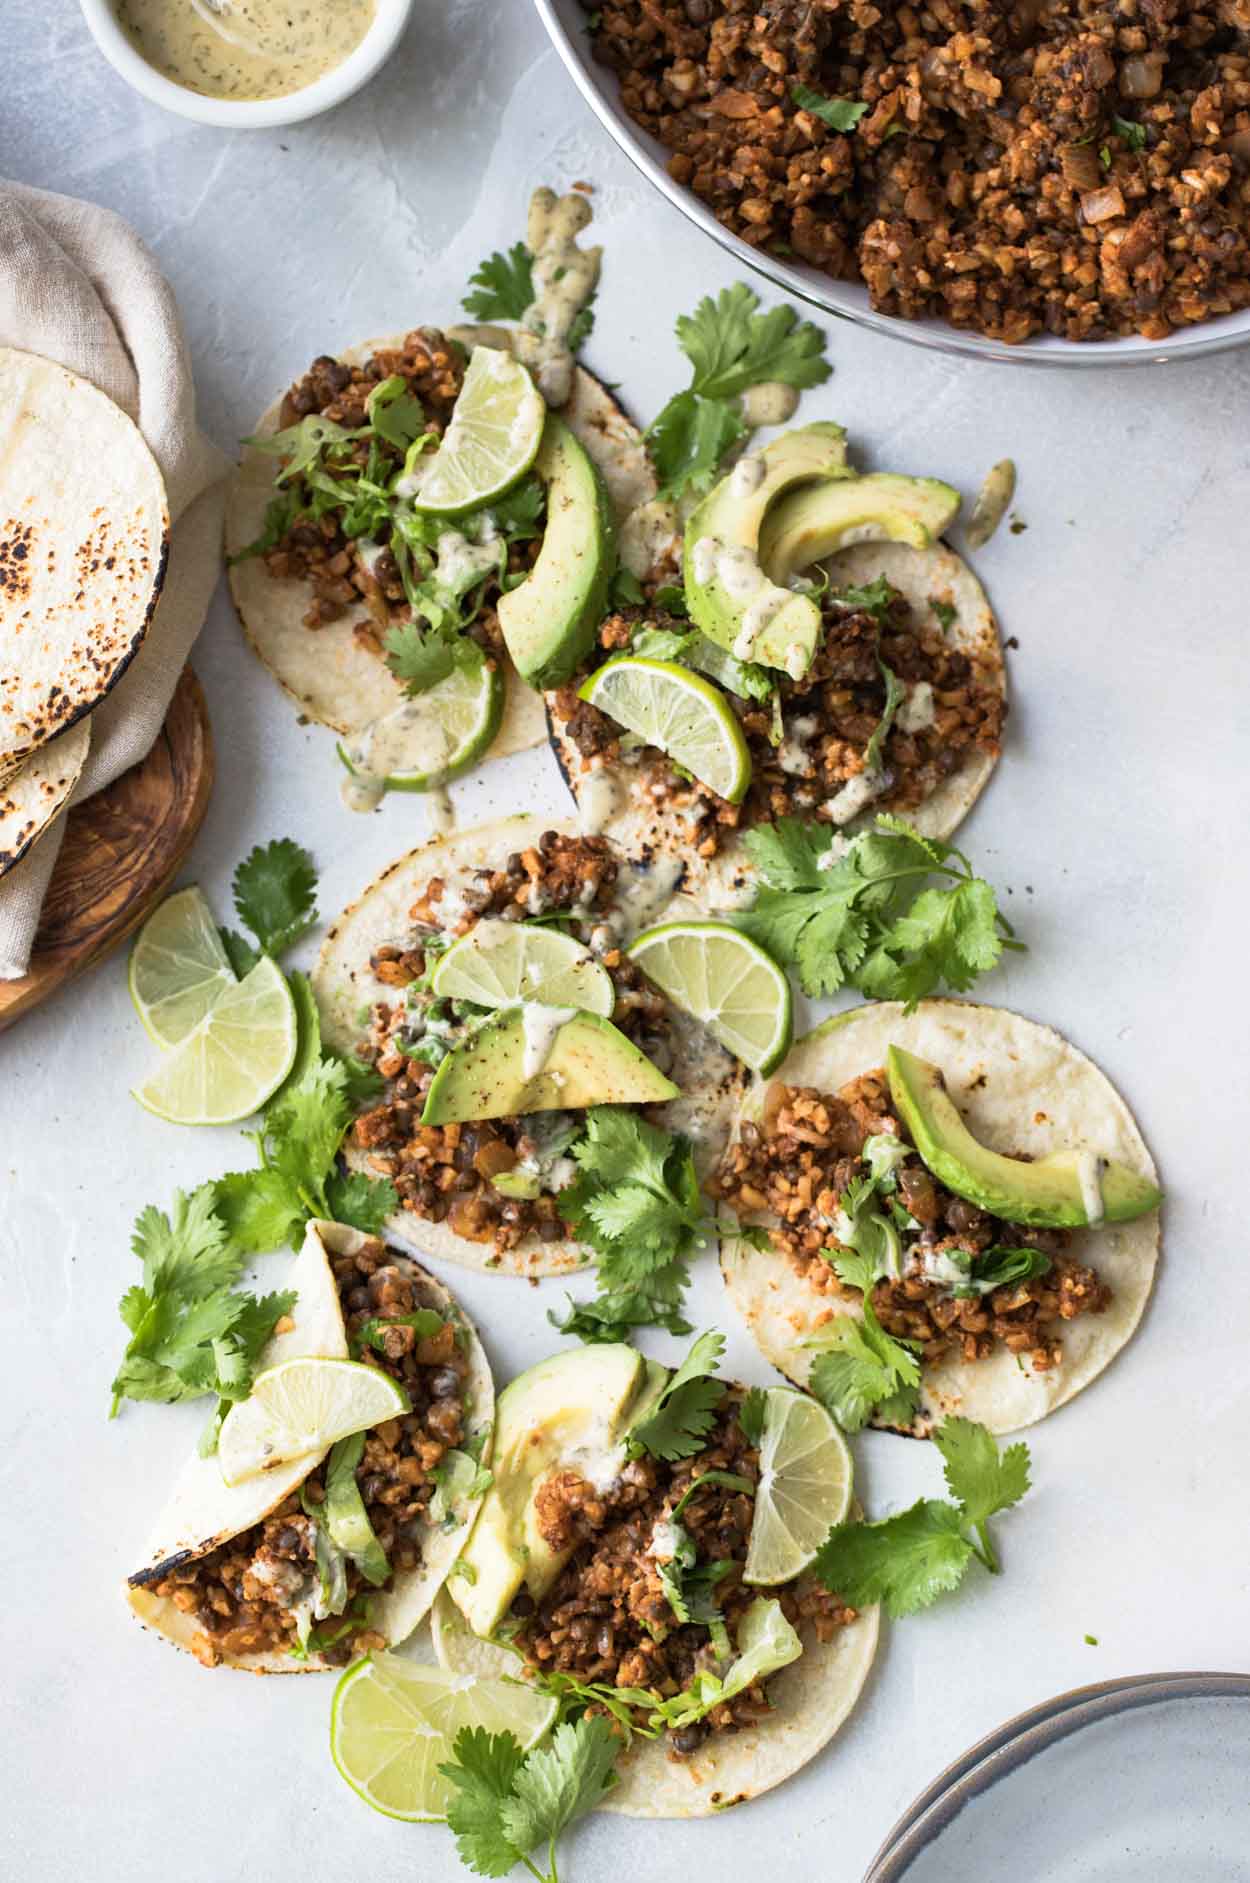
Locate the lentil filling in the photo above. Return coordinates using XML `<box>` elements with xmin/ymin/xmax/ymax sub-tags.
<box><xmin>590</xmin><ymin>0</ymin><xmax>1250</xmax><ymax>344</ymax></box>
<box><xmin>253</xmin><ymin>328</ymin><xmax>540</xmax><ymax>649</ymax></box>
<box><xmin>350</xmin><ymin>832</ymin><xmax>681</xmax><ymax>1254</ymax></box>
<box><xmin>137</xmin><ymin>1238</ymin><xmax>472</xmax><ymax>1667</ymax></box>
<box><xmin>511</xmin><ymin>1390</ymin><xmax>857</xmax><ymax>1754</ymax></box>
<box><xmin>553</xmin><ymin>587</ymin><xmax>1004</xmax><ymax>858</ymax></box>
<box><xmin>709</xmin><ymin>1070</ymin><xmax>1111</xmax><ymax>1370</ymax></box>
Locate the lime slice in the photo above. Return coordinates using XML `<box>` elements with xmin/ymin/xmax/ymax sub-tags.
<box><xmin>131</xmin><ymin>954</ymin><xmax>297</xmax><ymax>1126</ymax></box>
<box><xmin>744</xmin><ymin>1387</ymin><xmax>853</xmax><ymax>1587</ymax></box>
<box><xmin>432</xmin><ymin>917</ymin><xmax>615</xmax><ymax>1015</ymax></box>
<box><xmin>128</xmin><ymin>885</ymin><xmax>237</xmax><ymax>1049</ymax></box>
<box><xmin>628</xmin><ymin>919</ymin><xmax>791</xmax><ymax>1074</ymax></box>
<box><xmin>217</xmin><ymin>1356</ymin><xmax>409</xmax><ymax>1487</ymax></box>
<box><xmin>579</xmin><ymin>657</ymin><xmax>751</xmax><ymax>804</ymax></box>
<box><xmin>407</xmin><ymin>347</ymin><xmax>545</xmax><ymax>516</ymax></box>
<box><xmin>339</xmin><ymin>656</ymin><xmax>504</xmax><ymax>794</ymax></box>
<box><xmin>331</xmin><ymin>1653</ymin><xmax>557</xmax><ymax>1822</ymax></box>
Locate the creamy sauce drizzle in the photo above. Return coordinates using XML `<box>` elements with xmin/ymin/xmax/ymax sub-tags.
<box><xmin>824</xmin><ymin>770</ymin><xmax>886</xmax><ymax>826</ymax></box>
<box><xmin>729</xmin><ymin>453</ymin><xmax>766</xmax><ymax>497</ymax></box>
<box><xmin>516</xmin><ymin>189</ymin><xmax>602</xmax><ymax>409</ymax></box>
<box><xmin>113</xmin><ymin>0</ymin><xmax>375</xmax><ymax>101</ymax></box>
<box><xmin>340</xmin><ymin>698</ymin><xmax>459</xmax><ymax>814</ymax></box>
<box><xmin>897</xmin><ymin>681</ymin><xmax>936</xmax><ymax>732</ymax></box>
<box><xmin>619</xmin><ymin>498</ymin><xmax>681</xmax><ymax>581</ymax></box>
<box><xmin>740</xmin><ymin>381</ymin><xmax>800</xmax><ymax>428</ymax></box>
<box><xmin>520</xmin><ymin>1004</ymin><xmax>576</xmax><ymax>1082</ymax></box>
<box><xmin>578</xmin><ymin>765</ymin><xmax>623</xmax><ymax>836</ymax></box>
<box><xmin>1074</xmin><ymin>1150</ymin><xmax>1106</xmax><ymax>1225</ymax></box>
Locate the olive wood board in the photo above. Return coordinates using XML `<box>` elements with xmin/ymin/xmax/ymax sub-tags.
<box><xmin>0</xmin><ymin>667</ymin><xmax>214</xmax><ymax>1034</ymax></box>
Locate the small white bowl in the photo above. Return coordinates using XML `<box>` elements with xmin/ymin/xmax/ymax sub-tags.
<box><xmin>79</xmin><ymin>0</ymin><xmax>412</xmax><ymax>130</ymax></box>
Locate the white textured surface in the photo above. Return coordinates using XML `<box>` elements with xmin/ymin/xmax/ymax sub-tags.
<box><xmin>3</xmin><ymin>4</ymin><xmax>1250</xmax><ymax>1880</ymax></box>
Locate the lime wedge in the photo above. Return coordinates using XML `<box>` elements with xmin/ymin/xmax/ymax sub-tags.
<box><xmin>579</xmin><ymin>657</ymin><xmax>751</xmax><ymax>804</ymax></box>
<box><xmin>131</xmin><ymin>954</ymin><xmax>297</xmax><ymax>1126</ymax></box>
<box><xmin>217</xmin><ymin>1357</ymin><xmax>409</xmax><ymax>1488</ymax></box>
<box><xmin>744</xmin><ymin>1387</ymin><xmax>853</xmax><ymax>1587</ymax></box>
<box><xmin>330</xmin><ymin>1653</ymin><xmax>557</xmax><ymax>1822</ymax></box>
<box><xmin>432</xmin><ymin>917</ymin><xmax>615</xmax><ymax>1015</ymax></box>
<box><xmin>407</xmin><ymin>347</ymin><xmax>545</xmax><ymax>516</ymax></box>
<box><xmin>128</xmin><ymin>885</ymin><xmax>237</xmax><ymax>1048</ymax></box>
<box><xmin>339</xmin><ymin>655</ymin><xmax>504</xmax><ymax>795</ymax></box>
<box><xmin>628</xmin><ymin>920</ymin><xmax>791</xmax><ymax>1074</ymax></box>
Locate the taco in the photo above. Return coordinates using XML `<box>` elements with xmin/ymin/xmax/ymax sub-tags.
<box><xmin>225</xmin><ymin>330</ymin><xmax>653</xmax><ymax>791</ymax></box>
<box><xmin>312</xmin><ymin>815</ymin><xmax>747</xmax><ymax>1279</ymax></box>
<box><xmin>713</xmin><ymin>1000</ymin><xmax>1162</xmax><ymax>1437</ymax></box>
<box><xmin>430</xmin><ymin>1342</ymin><xmax>879</xmax><ymax>1818</ymax></box>
<box><xmin>126</xmin><ymin>1219</ymin><xmax>494</xmax><ymax>1672</ymax></box>
<box><xmin>0</xmin><ymin>346</ymin><xmax>168</xmax><ymax>778</ymax></box>
<box><xmin>548</xmin><ymin>472</ymin><xmax>1005</xmax><ymax>906</ymax></box>
<box><xmin>0</xmin><ymin>717</ymin><xmax>89</xmax><ymax>880</ymax></box>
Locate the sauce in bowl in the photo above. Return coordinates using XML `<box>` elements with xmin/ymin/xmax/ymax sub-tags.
<box><xmin>113</xmin><ymin>0</ymin><xmax>376</xmax><ymax>101</ymax></box>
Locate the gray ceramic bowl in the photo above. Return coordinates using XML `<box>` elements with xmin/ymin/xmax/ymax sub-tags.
<box><xmin>534</xmin><ymin>0</ymin><xmax>1250</xmax><ymax>370</ymax></box>
<box><xmin>864</xmin><ymin>1672</ymin><xmax>1250</xmax><ymax>1881</ymax></box>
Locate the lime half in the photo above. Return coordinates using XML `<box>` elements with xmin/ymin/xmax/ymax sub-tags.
<box><xmin>744</xmin><ymin>1387</ymin><xmax>853</xmax><ymax>1587</ymax></box>
<box><xmin>433</xmin><ymin>917</ymin><xmax>615</xmax><ymax>1015</ymax></box>
<box><xmin>128</xmin><ymin>886</ymin><xmax>236</xmax><ymax>1049</ymax></box>
<box><xmin>339</xmin><ymin>656</ymin><xmax>504</xmax><ymax>795</ymax></box>
<box><xmin>331</xmin><ymin>1653</ymin><xmax>557</xmax><ymax>1822</ymax></box>
<box><xmin>406</xmin><ymin>347</ymin><xmax>545</xmax><ymax>516</ymax></box>
<box><xmin>218</xmin><ymin>1356</ymin><xmax>410</xmax><ymax>1487</ymax></box>
<box><xmin>579</xmin><ymin>657</ymin><xmax>751</xmax><ymax>803</ymax></box>
<box><xmin>131</xmin><ymin>954</ymin><xmax>297</xmax><ymax>1126</ymax></box>
<box><xmin>629</xmin><ymin>920</ymin><xmax>792</xmax><ymax>1073</ymax></box>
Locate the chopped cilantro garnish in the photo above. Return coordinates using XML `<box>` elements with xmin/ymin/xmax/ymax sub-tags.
<box><xmin>738</xmin><ymin>814</ymin><xmax>1021</xmax><ymax>1007</ymax></box>
<box><xmin>1112</xmin><ymin>114</ymin><xmax>1148</xmax><ymax>153</ymax></box>
<box><xmin>790</xmin><ymin>83</ymin><xmax>869</xmax><ymax>132</ymax></box>
<box><xmin>462</xmin><ymin>242</ymin><xmax>535</xmax><ymax>322</ymax></box>
<box><xmin>737</xmin><ymin>1386</ymin><xmax>768</xmax><ymax>1446</ymax></box>
<box><xmin>627</xmin><ymin>1330</ymin><xmax>726</xmax><ymax>1462</ymax></box>
<box><xmin>814</xmin><ymin>1418</ymin><xmax>1031</xmax><ymax>1616</ymax></box>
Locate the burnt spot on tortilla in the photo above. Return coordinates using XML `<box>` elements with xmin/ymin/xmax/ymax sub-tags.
<box><xmin>0</xmin><ymin>521</ymin><xmax>34</xmax><ymax>601</ymax></box>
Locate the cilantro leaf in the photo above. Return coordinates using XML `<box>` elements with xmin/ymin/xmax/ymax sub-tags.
<box><xmin>549</xmin><ymin>1265</ymin><xmax>693</xmax><ymax>1344</ymax></box>
<box><xmin>382</xmin><ymin>620</ymin><xmax>461</xmax><ymax>696</ymax></box>
<box><xmin>739</xmin><ymin>815</ymin><xmax>1020</xmax><ymax>1008</ymax></box>
<box><xmin>500</xmin><ymin>1716</ymin><xmax>619</xmax><ymax>1860</ymax></box>
<box><xmin>791</xmin><ymin>83</ymin><xmax>869</xmax><ymax>132</ymax></box>
<box><xmin>324</xmin><ymin>1168</ymin><xmax>400</xmax><ymax>1236</ymax></box>
<box><xmin>366</xmin><ymin>375</ymin><xmax>427</xmax><ymax>453</ymax></box>
<box><xmin>815</xmin><ymin>1499</ymin><xmax>973</xmax><ymax>1617</ymax></box>
<box><xmin>463</xmin><ymin>243</ymin><xmax>535</xmax><ymax>322</ymax></box>
<box><xmin>933</xmin><ymin>1416</ymin><xmax>1031</xmax><ymax>1569</ymax></box>
<box><xmin>815</xmin><ymin>1420</ymin><xmax>1033</xmax><ymax>1614</ymax></box>
<box><xmin>863</xmin><ymin>656</ymin><xmax>906</xmax><ymax>775</ymax></box>
<box><xmin>627</xmin><ymin>1330</ymin><xmax>726</xmax><ymax>1461</ymax></box>
<box><xmin>809</xmin><ymin>1313</ymin><xmax>920</xmax><ymax>1434</ymax></box>
<box><xmin>1112</xmin><ymin>113</ymin><xmax>1148</xmax><ymax>152</ymax></box>
<box><xmin>232</xmin><ymin>838</ymin><xmax>318</xmax><ymax>959</ymax></box>
<box><xmin>738</xmin><ymin>1386</ymin><xmax>767</xmax><ymax>1446</ymax></box>
<box><xmin>211</xmin><ymin>1165</ymin><xmax>303</xmax><ymax>1257</ymax></box>
<box><xmin>646</xmin><ymin>282</ymin><xmax>830</xmax><ymax>499</ymax></box>
<box><xmin>442</xmin><ymin>1727</ymin><xmax>531</xmax><ymax>1878</ymax></box>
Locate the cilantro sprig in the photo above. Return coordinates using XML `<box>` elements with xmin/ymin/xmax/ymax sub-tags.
<box><xmin>462</xmin><ymin>243</ymin><xmax>595</xmax><ymax>351</ymax></box>
<box><xmin>551</xmin><ymin>1108</ymin><xmax>709</xmax><ymax>1342</ymax></box>
<box><xmin>814</xmin><ymin>1417</ymin><xmax>1031</xmax><ymax>1617</ymax></box>
<box><xmin>739</xmin><ymin>814</ymin><xmax>1021</xmax><ymax>1007</ymax></box>
<box><xmin>645</xmin><ymin>282</ymin><xmax>831</xmax><ymax>500</ymax></box>
<box><xmin>626</xmin><ymin>1330</ymin><xmax>726</xmax><ymax>1462</ymax></box>
<box><xmin>220</xmin><ymin>838</ymin><xmax>318</xmax><ymax>977</ymax></box>
<box><xmin>440</xmin><ymin>1717</ymin><xmax>619</xmax><ymax>1883</ymax></box>
<box><xmin>109</xmin><ymin>1187</ymin><xmax>295</xmax><ymax>1432</ymax></box>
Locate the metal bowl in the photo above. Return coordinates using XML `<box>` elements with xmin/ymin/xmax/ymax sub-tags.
<box><xmin>534</xmin><ymin>0</ymin><xmax>1250</xmax><ymax>369</ymax></box>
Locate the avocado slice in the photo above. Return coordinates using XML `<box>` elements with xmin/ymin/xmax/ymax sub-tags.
<box><xmin>759</xmin><ymin>473</ymin><xmax>961</xmax><ymax>586</ymax></box>
<box><xmin>887</xmin><ymin>1046</ymin><xmax>1161</xmax><ymax>1228</ymax></box>
<box><xmin>496</xmin><ymin>414</ymin><xmax>615</xmax><ymax>689</ymax></box>
<box><xmin>453</xmin><ymin>1344</ymin><xmax>654</xmax><ymax>1637</ymax></box>
<box><xmin>682</xmin><ymin>422</ymin><xmax>851</xmax><ymax>680</ymax></box>
<box><xmin>422</xmin><ymin>1006</ymin><xmax>679</xmax><ymax>1125</ymax></box>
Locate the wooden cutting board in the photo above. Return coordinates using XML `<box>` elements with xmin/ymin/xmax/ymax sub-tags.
<box><xmin>0</xmin><ymin>667</ymin><xmax>214</xmax><ymax>1033</ymax></box>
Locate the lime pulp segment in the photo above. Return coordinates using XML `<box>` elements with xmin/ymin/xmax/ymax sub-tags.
<box><xmin>407</xmin><ymin>346</ymin><xmax>546</xmax><ymax>516</ymax></box>
<box><xmin>128</xmin><ymin>885</ymin><xmax>237</xmax><ymax>1048</ymax></box>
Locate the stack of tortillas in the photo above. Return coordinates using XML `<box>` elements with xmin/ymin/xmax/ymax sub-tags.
<box><xmin>0</xmin><ymin>346</ymin><xmax>169</xmax><ymax>880</ymax></box>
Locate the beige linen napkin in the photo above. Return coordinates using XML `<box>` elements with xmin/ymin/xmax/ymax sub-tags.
<box><xmin>0</xmin><ymin>180</ymin><xmax>229</xmax><ymax>979</ymax></box>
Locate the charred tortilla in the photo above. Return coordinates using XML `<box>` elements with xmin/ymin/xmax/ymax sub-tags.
<box><xmin>126</xmin><ymin>1220</ymin><xmax>494</xmax><ymax>1673</ymax></box>
<box><xmin>313</xmin><ymin>815</ymin><xmax>746</xmax><ymax>1279</ymax></box>
<box><xmin>0</xmin><ymin>347</ymin><xmax>168</xmax><ymax>776</ymax></box>
<box><xmin>720</xmin><ymin>1000</ymin><xmax>1161</xmax><ymax>1436</ymax></box>
<box><xmin>0</xmin><ymin>717</ymin><xmax>88</xmax><ymax>880</ymax></box>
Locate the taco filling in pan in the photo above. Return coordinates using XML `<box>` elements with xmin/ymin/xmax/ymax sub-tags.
<box><xmin>434</xmin><ymin>1341</ymin><xmax>878</xmax><ymax>1817</ymax></box>
<box><xmin>127</xmin><ymin>1222</ymin><xmax>494</xmax><ymax>1672</ymax></box>
<box><xmin>313</xmin><ymin>816</ymin><xmax>748</xmax><ymax>1278</ymax></box>
<box><xmin>717</xmin><ymin>1002</ymin><xmax>1162</xmax><ymax>1437</ymax></box>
